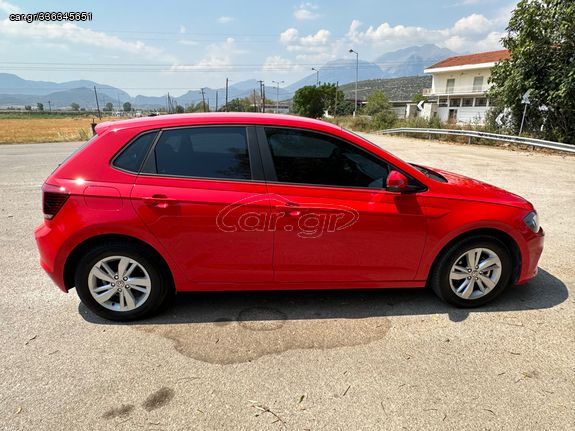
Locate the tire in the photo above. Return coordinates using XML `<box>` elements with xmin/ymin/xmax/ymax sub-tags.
<box><xmin>429</xmin><ymin>236</ymin><xmax>512</xmax><ymax>307</ymax></box>
<box><xmin>74</xmin><ymin>242</ymin><xmax>172</xmax><ymax>321</ymax></box>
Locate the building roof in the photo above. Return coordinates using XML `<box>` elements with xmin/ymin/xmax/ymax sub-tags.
<box><xmin>426</xmin><ymin>50</ymin><xmax>510</xmax><ymax>71</ymax></box>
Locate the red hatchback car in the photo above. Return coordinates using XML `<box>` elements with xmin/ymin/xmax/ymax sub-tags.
<box><xmin>35</xmin><ymin>113</ymin><xmax>544</xmax><ymax>320</ymax></box>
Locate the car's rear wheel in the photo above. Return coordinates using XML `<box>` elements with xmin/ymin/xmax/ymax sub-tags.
<box><xmin>430</xmin><ymin>237</ymin><xmax>512</xmax><ymax>307</ymax></box>
<box><xmin>75</xmin><ymin>243</ymin><xmax>171</xmax><ymax>321</ymax></box>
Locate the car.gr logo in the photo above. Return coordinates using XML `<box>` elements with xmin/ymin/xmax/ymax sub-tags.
<box><xmin>216</xmin><ymin>193</ymin><xmax>359</xmax><ymax>239</ymax></box>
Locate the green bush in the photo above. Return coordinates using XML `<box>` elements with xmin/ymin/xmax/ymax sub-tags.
<box><xmin>371</xmin><ymin>111</ymin><xmax>397</xmax><ymax>130</ymax></box>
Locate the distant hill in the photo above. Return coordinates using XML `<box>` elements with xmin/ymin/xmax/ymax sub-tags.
<box><xmin>339</xmin><ymin>75</ymin><xmax>432</xmax><ymax>102</ymax></box>
<box><xmin>373</xmin><ymin>44</ymin><xmax>456</xmax><ymax>78</ymax></box>
<box><xmin>0</xmin><ymin>73</ymin><xmax>130</xmax><ymax>99</ymax></box>
<box><xmin>286</xmin><ymin>59</ymin><xmax>384</xmax><ymax>92</ymax></box>
<box><xmin>0</xmin><ymin>44</ymin><xmax>454</xmax><ymax>109</ymax></box>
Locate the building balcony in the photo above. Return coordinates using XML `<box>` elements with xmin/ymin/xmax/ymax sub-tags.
<box><xmin>427</xmin><ymin>85</ymin><xmax>490</xmax><ymax>97</ymax></box>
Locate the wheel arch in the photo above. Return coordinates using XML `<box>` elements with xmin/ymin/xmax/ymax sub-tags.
<box><xmin>63</xmin><ymin>234</ymin><xmax>175</xmax><ymax>292</ymax></box>
<box><xmin>427</xmin><ymin>228</ymin><xmax>521</xmax><ymax>284</ymax></box>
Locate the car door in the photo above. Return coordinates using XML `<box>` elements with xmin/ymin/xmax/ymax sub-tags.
<box><xmin>131</xmin><ymin>125</ymin><xmax>273</xmax><ymax>283</ymax></box>
<box><xmin>258</xmin><ymin>126</ymin><xmax>428</xmax><ymax>283</ymax></box>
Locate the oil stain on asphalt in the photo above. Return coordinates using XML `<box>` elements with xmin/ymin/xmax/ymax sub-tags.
<box><xmin>133</xmin><ymin>291</ymin><xmax>393</xmax><ymax>365</ymax></box>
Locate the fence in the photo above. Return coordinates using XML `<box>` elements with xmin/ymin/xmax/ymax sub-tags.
<box><xmin>379</xmin><ymin>128</ymin><xmax>575</xmax><ymax>154</ymax></box>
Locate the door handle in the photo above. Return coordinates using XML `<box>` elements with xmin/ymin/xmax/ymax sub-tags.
<box><xmin>142</xmin><ymin>194</ymin><xmax>177</xmax><ymax>208</ymax></box>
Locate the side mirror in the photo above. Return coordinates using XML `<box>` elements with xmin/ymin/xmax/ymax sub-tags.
<box><xmin>386</xmin><ymin>170</ymin><xmax>409</xmax><ymax>192</ymax></box>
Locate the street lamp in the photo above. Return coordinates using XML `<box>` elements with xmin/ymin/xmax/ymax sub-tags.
<box><xmin>311</xmin><ymin>67</ymin><xmax>319</xmax><ymax>86</ymax></box>
<box><xmin>271</xmin><ymin>80</ymin><xmax>284</xmax><ymax>114</ymax></box>
<box><xmin>349</xmin><ymin>49</ymin><xmax>359</xmax><ymax>116</ymax></box>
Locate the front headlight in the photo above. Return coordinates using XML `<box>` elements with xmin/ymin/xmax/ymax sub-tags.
<box><xmin>524</xmin><ymin>211</ymin><xmax>540</xmax><ymax>233</ymax></box>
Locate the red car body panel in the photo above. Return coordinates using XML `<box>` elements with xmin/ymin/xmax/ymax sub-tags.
<box><xmin>34</xmin><ymin>113</ymin><xmax>544</xmax><ymax>294</ymax></box>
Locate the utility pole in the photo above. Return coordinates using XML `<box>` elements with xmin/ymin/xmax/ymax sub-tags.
<box><xmin>93</xmin><ymin>86</ymin><xmax>101</xmax><ymax>119</ymax></box>
<box><xmin>48</xmin><ymin>100</ymin><xmax>51</xmax><ymax>113</ymax></box>
<box><xmin>349</xmin><ymin>49</ymin><xmax>359</xmax><ymax>116</ymax></box>
<box><xmin>272</xmin><ymin>80</ymin><xmax>284</xmax><ymax>113</ymax></box>
<box><xmin>311</xmin><ymin>67</ymin><xmax>319</xmax><ymax>86</ymax></box>
<box><xmin>215</xmin><ymin>90</ymin><xmax>218</xmax><ymax>112</ymax></box>
<box><xmin>200</xmin><ymin>88</ymin><xmax>206</xmax><ymax>112</ymax></box>
<box><xmin>253</xmin><ymin>89</ymin><xmax>257</xmax><ymax>112</ymax></box>
<box><xmin>225</xmin><ymin>78</ymin><xmax>229</xmax><ymax>112</ymax></box>
<box><xmin>262</xmin><ymin>84</ymin><xmax>266</xmax><ymax>113</ymax></box>
<box><xmin>257</xmin><ymin>80</ymin><xmax>265</xmax><ymax>113</ymax></box>
<box><xmin>334</xmin><ymin>81</ymin><xmax>339</xmax><ymax>117</ymax></box>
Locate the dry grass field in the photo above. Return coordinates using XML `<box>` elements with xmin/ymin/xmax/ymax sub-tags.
<box><xmin>0</xmin><ymin>116</ymin><xmax>119</xmax><ymax>144</ymax></box>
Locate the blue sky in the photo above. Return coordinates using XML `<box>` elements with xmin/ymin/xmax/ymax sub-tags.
<box><xmin>0</xmin><ymin>0</ymin><xmax>517</xmax><ymax>96</ymax></box>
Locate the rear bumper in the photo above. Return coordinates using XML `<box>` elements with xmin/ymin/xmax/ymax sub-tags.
<box><xmin>517</xmin><ymin>227</ymin><xmax>544</xmax><ymax>284</ymax></box>
<box><xmin>35</xmin><ymin>222</ymin><xmax>68</xmax><ymax>292</ymax></box>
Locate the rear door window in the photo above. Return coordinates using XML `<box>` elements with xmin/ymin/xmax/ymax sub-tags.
<box><xmin>147</xmin><ymin>127</ymin><xmax>251</xmax><ymax>180</ymax></box>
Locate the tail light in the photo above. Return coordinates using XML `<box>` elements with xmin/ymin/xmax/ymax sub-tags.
<box><xmin>42</xmin><ymin>183</ymin><xmax>70</xmax><ymax>220</ymax></box>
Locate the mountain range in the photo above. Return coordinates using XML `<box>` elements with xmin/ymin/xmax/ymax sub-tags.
<box><xmin>0</xmin><ymin>44</ymin><xmax>456</xmax><ymax>109</ymax></box>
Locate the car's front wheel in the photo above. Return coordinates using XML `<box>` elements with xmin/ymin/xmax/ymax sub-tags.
<box><xmin>75</xmin><ymin>243</ymin><xmax>171</xmax><ymax>321</ymax></box>
<box><xmin>430</xmin><ymin>237</ymin><xmax>513</xmax><ymax>307</ymax></box>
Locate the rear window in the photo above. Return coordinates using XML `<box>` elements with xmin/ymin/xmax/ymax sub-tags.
<box><xmin>113</xmin><ymin>132</ymin><xmax>157</xmax><ymax>173</ymax></box>
<box><xmin>145</xmin><ymin>127</ymin><xmax>251</xmax><ymax>180</ymax></box>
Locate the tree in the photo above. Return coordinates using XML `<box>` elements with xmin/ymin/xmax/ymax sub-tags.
<box><xmin>70</xmin><ymin>103</ymin><xmax>80</xmax><ymax>111</ymax></box>
<box><xmin>123</xmin><ymin>102</ymin><xmax>132</xmax><ymax>112</ymax></box>
<box><xmin>362</xmin><ymin>90</ymin><xmax>397</xmax><ymax>129</ymax></box>
<box><xmin>222</xmin><ymin>97</ymin><xmax>253</xmax><ymax>112</ymax></box>
<box><xmin>24</xmin><ymin>105</ymin><xmax>32</xmax><ymax>111</ymax></box>
<box><xmin>317</xmin><ymin>83</ymin><xmax>345</xmax><ymax>116</ymax></box>
<box><xmin>292</xmin><ymin>85</ymin><xmax>325</xmax><ymax>118</ymax></box>
<box><xmin>291</xmin><ymin>84</ymin><xmax>346</xmax><ymax>118</ymax></box>
<box><xmin>175</xmin><ymin>105</ymin><xmax>185</xmax><ymax>113</ymax></box>
<box><xmin>36</xmin><ymin>102</ymin><xmax>44</xmax><ymax>111</ymax></box>
<box><xmin>488</xmin><ymin>0</ymin><xmax>575</xmax><ymax>143</ymax></box>
<box><xmin>363</xmin><ymin>90</ymin><xmax>392</xmax><ymax>116</ymax></box>
<box><xmin>185</xmin><ymin>102</ymin><xmax>206</xmax><ymax>113</ymax></box>
<box><xmin>103</xmin><ymin>102</ymin><xmax>114</xmax><ymax>112</ymax></box>
<box><xmin>411</xmin><ymin>93</ymin><xmax>426</xmax><ymax>104</ymax></box>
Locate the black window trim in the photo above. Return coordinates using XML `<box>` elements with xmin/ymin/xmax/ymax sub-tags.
<box><xmin>256</xmin><ymin>125</ymin><xmax>427</xmax><ymax>193</ymax></box>
<box><xmin>134</xmin><ymin>124</ymin><xmax>265</xmax><ymax>183</ymax></box>
<box><xmin>110</xmin><ymin>130</ymin><xmax>160</xmax><ymax>175</ymax></box>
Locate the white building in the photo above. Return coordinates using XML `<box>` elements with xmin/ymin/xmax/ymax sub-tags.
<box><xmin>421</xmin><ymin>50</ymin><xmax>510</xmax><ymax>124</ymax></box>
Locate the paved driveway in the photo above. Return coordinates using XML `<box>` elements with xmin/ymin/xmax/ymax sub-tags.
<box><xmin>1</xmin><ymin>135</ymin><xmax>573</xmax><ymax>430</ymax></box>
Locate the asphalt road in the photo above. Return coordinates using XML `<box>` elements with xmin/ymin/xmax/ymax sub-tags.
<box><xmin>1</xmin><ymin>135</ymin><xmax>574</xmax><ymax>430</ymax></box>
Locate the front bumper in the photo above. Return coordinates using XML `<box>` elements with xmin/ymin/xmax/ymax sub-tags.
<box><xmin>517</xmin><ymin>227</ymin><xmax>544</xmax><ymax>284</ymax></box>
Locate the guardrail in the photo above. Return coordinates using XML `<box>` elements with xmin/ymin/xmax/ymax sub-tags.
<box><xmin>378</xmin><ymin>128</ymin><xmax>575</xmax><ymax>154</ymax></box>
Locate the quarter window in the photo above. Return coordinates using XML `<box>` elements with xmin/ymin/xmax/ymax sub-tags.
<box><xmin>265</xmin><ymin>128</ymin><xmax>389</xmax><ymax>189</ymax></box>
<box><xmin>113</xmin><ymin>132</ymin><xmax>157</xmax><ymax>173</ymax></box>
<box><xmin>149</xmin><ymin>127</ymin><xmax>251</xmax><ymax>180</ymax></box>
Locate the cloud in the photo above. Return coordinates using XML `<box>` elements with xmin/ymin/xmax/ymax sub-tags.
<box><xmin>294</xmin><ymin>2</ymin><xmax>319</xmax><ymax>20</ymax></box>
<box><xmin>171</xmin><ymin>37</ymin><xmax>245</xmax><ymax>71</ymax></box>
<box><xmin>0</xmin><ymin>19</ymin><xmax>175</xmax><ymax>62</ymax></box>
<box><xmin>0</xmin><ymin>0</ymin><xmax>19</xmax><ymax>14</ymax></box>
<box><xmin>345</xmin><ymin>12</ymin><xmax>506</xmax><ymax>53</ymax></box>
<box><xmin>217</xmin><ymin>16</ymin><xmax>235</xmax><ymax>24</ymax></box>
<box><xmin>453</xmin><ymin>0</ymin><xmax>483</xmax><ymax>5</ymax></box>
<box><xmin>452</xmin><ymin>13</ymin><xmax>493</xmax><ymax>35</ymax></box>
<box><xmin>179</xmin><ymin>39</ymin><xmax>199</xmax><ymax>46</ymax></box>
<box><xmin>280</xmin><ymin>28</ymin><xmax>331</xmax><ymax>52</ymax></box>
<box><xmin>280</xmin><ymin>28</ymin><xmax>299</xmax><ymax>44</ymax></box>
<box><xmin>300</xmin><ymin>29</ymin><xmax>330</xmax><ymax>45</ymax></box>
<box><xmin>262</xmin><ymin>55</ymin><xmax>299</xmax><ymax>73</ymax></box>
